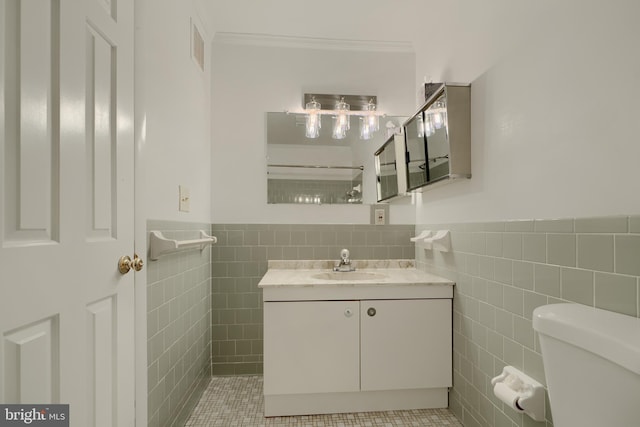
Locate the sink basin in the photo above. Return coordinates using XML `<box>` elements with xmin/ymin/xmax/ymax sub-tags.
<box><xmin>311</xmin><ymin>271</ymin><xmax>387</xmax><ymax>281</ymax></box>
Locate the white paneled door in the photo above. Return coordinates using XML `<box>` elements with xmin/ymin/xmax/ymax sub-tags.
<box><xmin>0</xmin><ymin>0</ymin><xmax>135</xmax><ymax>425</ymax></box>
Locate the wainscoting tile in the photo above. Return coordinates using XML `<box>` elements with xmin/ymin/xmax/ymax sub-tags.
<box><xmin>595</xmin><ymin>272</ymin><xmax>637</xmax><ymax>316</ymax></box>
<box><xmin>561</xmin><ymin>268</ymin><xmax>594</xmax><ymax>306</ymax></box>
<box><xmin>577</xmin><ymin>234</ymin><xmax>614</xmax><ymax>272</ymax></box>
<box><xmin>534</xmin><ymin>218</ymin><xmax>574</xmax><ymax>233</ymax></box>
<box><xmin>575</xmin><ymin>216</ymin><xmax>628</xmax><ymax>233</ymax></box>
<box><xmin>547</xmin><ymin>233</ymin><xmax>576</xmax><ymax>267</ymax></box>
<box><xmin>615</xmin><ymin>235</ymin><xmax>640</xmax><ymax>276</ymax></box>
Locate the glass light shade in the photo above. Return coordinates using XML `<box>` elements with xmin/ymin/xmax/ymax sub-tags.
<box><xmin>304</xmin><ymin>98</ymin><xmax>321</xmax><ymax>138</ymax></box>
<box><xmin>305</xmin><ymin>113</ymin><xmax>320</xmax><ymax>138</ymax></box>
<box><xmin>332</xmin><ymin>98</ymin><xmax>350</xmax><ymax>139</ymax></box>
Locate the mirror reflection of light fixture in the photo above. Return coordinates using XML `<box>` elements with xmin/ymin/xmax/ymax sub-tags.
<box><xmin>424</xmin><ymin>115</ymin><xmax>435</xmax><ymax>137</ymax></box>
<box><xmin>419</xmin><ymin>98</ymin><xmax>447</xmax><ymax>138</ymax></box>
<box><xmin>298</xmin><ymin>94</ymin><xmax>383</xmax><ymax>140</ymax></box>
<box><xmin>305</xmin><ymin>96</ymin><xmax>321</xmax><ymax>138</ymax></box>
<box><xmin>332</xmin><ymin>97</ymin><xmax>350</xmax><ymax>140</ymax></box>
<box><xmin>432</xmin><ymin>100</ymin><xmax>446</xmax><ymax>130</ymax></box>
<box><xmin>360</xmin><ymin>119</ymin><xmax>372</xmax><ymax>140</ymax></box>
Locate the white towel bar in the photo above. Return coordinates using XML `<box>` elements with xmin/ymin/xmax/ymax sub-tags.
<box><xmin>149</xmin><ymin>230</ymin><xmax>217</xmax><ymax>260</ymax></box>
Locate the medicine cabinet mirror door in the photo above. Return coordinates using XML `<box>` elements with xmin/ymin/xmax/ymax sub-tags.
<box><xmin>374</xmin><ymin>136</ymin><xmax>398</xmax><ymax>202</ymax></box>
<box><xmin>404</xmin><ymin>112</ymin><xmax>428</xmax><ymax>191</ymax></box>
<box><xmin>423</xmin><ymin>91</ymin><xmax>450</xmax><ymax>182</ymax></box>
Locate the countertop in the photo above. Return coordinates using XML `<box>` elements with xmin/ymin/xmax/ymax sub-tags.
<box><xmin>259</xmin><ymin>260</ymin><xmax>454</xmax><ymax>301</ymax></box>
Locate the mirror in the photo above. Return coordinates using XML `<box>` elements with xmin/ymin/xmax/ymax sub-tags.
<box><xmin>266</xmin><ymin>112</ymin><xmax>405</xmax><ymax>204</ymax></box>
<box><xmin>404</xmin><ymin>112</ymin><xmax>428</xmax><ymax>191</ymax></box>
<box><xmin>423</xmin><ymin>91</ymin><xmax>450</xmax><ymax>182</ymax></box>
<box><xmin>374</xmin><ymin>134</ymin><xmax>406</xmax><ymax>202</ymax></box>
<box><xmin>374</xmin><ymin>137</ymin><xmax>398</xmax><ymax>202</ymax></box>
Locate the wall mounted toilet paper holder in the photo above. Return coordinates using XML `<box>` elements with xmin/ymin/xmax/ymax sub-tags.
<box><xmin>491</xmin><ymin>366</ymin><xmax>545</xmax><ymax>422</ymax></box>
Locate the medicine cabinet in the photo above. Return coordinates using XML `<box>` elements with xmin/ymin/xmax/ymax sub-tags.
<box><xmin>404</xmin><ymin>83</ymin><xmax>471</xmax><ymax>192</ymax></box>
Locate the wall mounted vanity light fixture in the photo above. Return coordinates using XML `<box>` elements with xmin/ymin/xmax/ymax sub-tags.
<box><xmin>297</xmin><ymin>94</ymin><xmax>384</xmax><ymax>140</ymax></box>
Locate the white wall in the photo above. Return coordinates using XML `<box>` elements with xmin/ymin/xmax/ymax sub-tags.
<box><xmin>136</xmin><ymin>0</ymin><xmax>212</xmax><ymax>224</ymax></box>
<box><xmin>415</xmin><ymin>0</ymin><xmax>640</xmax><ymax>224</ymax></box>
<box><xmin>134</xmin><ymin>2</ymin><xmax>213</xmax><ymax>425</ymax></box>
<box><xmin>210</xmin><ymin>39</ymin><xmax>416</xmax><ymax>224</ymax></box>
<box><xmin>206</xmin><ymin>0</ymin><xmax>640</xmax><ymax>226</ymax></box>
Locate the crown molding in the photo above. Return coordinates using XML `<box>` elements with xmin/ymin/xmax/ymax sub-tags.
<box><xmin>212</xmin><ymin>32</ymin><xmax>414</xmax><ymax>53</ymax></box>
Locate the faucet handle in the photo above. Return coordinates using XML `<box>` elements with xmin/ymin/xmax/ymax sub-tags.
<box><xmin>340</xmin><ymin>248</ymin><xmax>350</xmax><ymax>261</ymax></box>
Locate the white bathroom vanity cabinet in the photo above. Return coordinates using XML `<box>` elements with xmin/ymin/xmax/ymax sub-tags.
<box><xmin>259</xmin><ymin>260</ymin><xmax>454</xmax><ymax>417</ymax></box>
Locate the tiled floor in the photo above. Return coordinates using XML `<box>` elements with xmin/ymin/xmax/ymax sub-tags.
<box><xmin>185</xmin><ymin>376</ymin><xmax>463</xmax><ymax>426</ymax></box>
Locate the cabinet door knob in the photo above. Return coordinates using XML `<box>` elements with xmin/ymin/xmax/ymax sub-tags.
<box><xmin>344</xmin><ymin>308</ymin><xmax>353</xmax><ymax>317</ymax></box>
<box><xmin>367</xmin><ymin>307</ymin><xmax>376</xmax><ymax>317</ymax></box>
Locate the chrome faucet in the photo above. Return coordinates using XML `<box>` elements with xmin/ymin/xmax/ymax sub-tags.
<box><xmin>333</xmin><ymin>248</ymin><xmax>356</xmax><ymax>272</ymax></box>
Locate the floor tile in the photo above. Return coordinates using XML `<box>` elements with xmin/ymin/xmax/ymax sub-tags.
<box><xmin>185</xmin><ymin>376</ymin><xmax>462</xmax><ymax>426</ymax></box>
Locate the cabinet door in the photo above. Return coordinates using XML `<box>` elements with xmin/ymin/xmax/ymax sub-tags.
<box><xmin>360</xmin><ymin>299</ymin><xmax>452</xmax><ymax>391</ymax></box>
<box><xmin>264</xmin><ymin>301</ymin><xmax>360</xmax><ymax>395</ymax></box>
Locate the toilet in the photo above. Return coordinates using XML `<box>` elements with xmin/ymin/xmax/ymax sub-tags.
<box><xmin>532</xmin><ymin>303</ymin><xmax>640</xmax><ymax>427</ymax></box>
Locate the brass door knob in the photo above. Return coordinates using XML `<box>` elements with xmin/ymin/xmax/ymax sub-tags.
<box><xmin>132</xmin><ymin>254</ymin><xmax>144</xmax><ymax>271</ymax></box>
<box><xmin>118</xmin><ymin>254</ymin><xmax>144</xmax><ymax>274</ymax></box>
<box><xmin>118</xmin><ymin>255</ymin><xmax>132</xmax><ymax>274</ymax></box>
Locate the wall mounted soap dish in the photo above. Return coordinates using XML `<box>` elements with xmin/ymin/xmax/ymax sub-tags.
<box><xmin>410</xmin><ymin>230</ymin><xmax>451</xmax><ymax>252</ymax></box>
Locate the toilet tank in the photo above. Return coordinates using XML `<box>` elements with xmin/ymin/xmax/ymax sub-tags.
<box><xmin>533</xmin><ymin>303</ymin><xmax>640</xmax><ymax>427</ymax></box>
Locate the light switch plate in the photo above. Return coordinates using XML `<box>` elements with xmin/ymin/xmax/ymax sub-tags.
<box><xmin>179</xmin><ymin>185</ymin><xmax>190</xmax><ymax>212</ymax></box>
